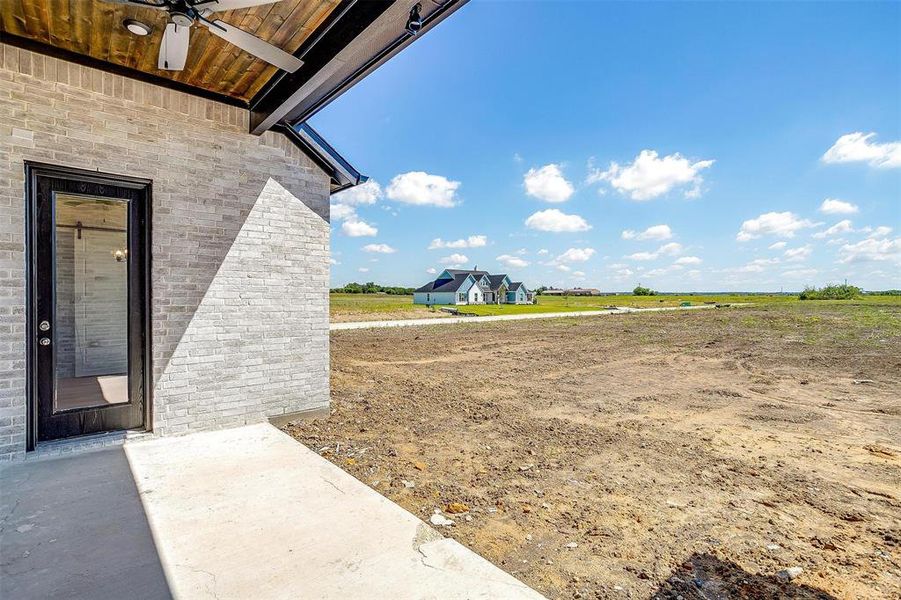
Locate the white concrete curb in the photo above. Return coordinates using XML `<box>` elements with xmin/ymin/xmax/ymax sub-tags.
<box><xmin>331</xmin><ymin>303</ymin><xmax>745</xmax><ymax>331</ymax></box>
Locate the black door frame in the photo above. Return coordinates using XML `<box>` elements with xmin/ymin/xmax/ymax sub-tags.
<box><xmin>24</xmin><ymin>162</ymin><xmax>153</xmax><ymax>450</ymax></box>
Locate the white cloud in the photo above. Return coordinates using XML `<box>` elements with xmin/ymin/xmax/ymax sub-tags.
<box><xmin>812</xmin><ymin>220</ymin><xmax>854</xmax><ymax>239</ymax></box>
<box><xmin>525</xmin><ymin>209</ymin><xmax>592</xmax><ymax>232</ymax></box>
<box><xmin>555</xmin><ymin>247</ymin><xmax>596</xmax><ymax>263</ymax></box>
<box><xmin>426</xmin><ymin>267</ymin><xmax>437</xmax><ymax>274</ymax></box>
<box><xmin>838</xmin><ymin>237</ymin><xmax>901</xmax><ymax>264</ymax></box>
<box><xmin>621</xmin><ymin>224</ymin><xmax>673</xmax><ymax>241</ymax></box>
<box><xmin>330</xmin><ymin>203</ymin><xmax>357</xmax><ymax>221</ymax></box>
<box><xmin>588</xmin><ymin>150</ymin><xmax>714</xmax><ymax>200</ymax></box>
<box><xmin>362</xmin><ymin>243</ymin><xmax>396</xmax><ymax>254</ymax></box>
<box><xmin>737</xmin><ymin>264</ymin><xmax>766</xmax><ymax>274</ymax></box>
<box><xmin>782</xmin><ymin>269</ymin><xmax>819</xmax><ymax>279</ymax></box>
<box><xmin>358</xmin><ymin>267</ymin><xmax>369</xmax><ymax>273</ymax></box>
<box><xmin>572</xmin><ymin>270</ymin><xmax>586</xmax><ymax>278</ymax></box>
<box><xmin>674</xmin><ymin>256</ymin><xmax>702</xmax><ymax>265</ymax></box>
<box><xmin>341</xmin><ymin>219</ymin><xmax>378</xmax><ymax>237</ymax></box>
<box><xmin>783</xmin><ymin>245</ymin><xmax>812</xmax><ymax>262</ymax></box>
<box><xmin>737</xmin><ymin>211</ymin><xmax>815</xmax><ymax>241</ymax></box>
<box><xmin>657</xmin><ymin>242</ymin><xmax>683</xmax><ymax>256</ymax></box>
<box><xmin>865</xmin><ymin>225</ymin><xmax>893</xmax><ymax>238</ymax></box>
<box><xmin>729</xmin><ymin>258</ymin><xmax>779</xmax><ymax>275</ymax></box>
<box><xmin>819</xmin><ymin>198</ymin><xmax>859</xmax><ymax>215</ymax></box>
<box><xmin>768</xmin><ymin>241</ymin><xmax>787</xmax><ymax>250</ymax></box>
<box><xmin>782</xmin><ymin>268</ymin><xmax>818</xmax><ymax>279</ymax></box>
<box><xmin>329</xmin><ymin>258</ymin><xmax>339</xmax><ymax>265</ymax></box>
<box><xmin>556</xmin><ymin>265</ymin><xmax>571</xmax><ymax>272</ymax></box>
<box><xmin>332</xmin><ymin>180</ymin><xmax>383</xmax><ymax>206</ymax></box>
<box><xmin>822</xmin><ymin>132</ymin><xmax>901</xmax><ymax>168</ymax></box>
<box><xmin>428</xmin><ymin>235</ymin><xmax>487</xmax><ymax>249</ymax></box>
<box><xmin>439</xmin><ymin>253</ymin><xmax>469</xmax><ymax>266</ymax></box>
<box><xmin>523</xmin><ymin>164</ymin><xmax>574</xmax><ymax>203</ymax></box>
<box><xmin>626</xmin><ymin>243</ymin><xmax>683</xmax><ymax>261</ymax></box>
<box><xmin>729</xmin><ymin>258</ymin><xmax>780</xmax><ymax>274</ymax></box>
<box><xmin>496</xmin><ymin>254</ymin><xmax>530</xmax><ymax>269</ymax></box>
<box><xmin>386</xmin><ymin>171</ymin><xmax>461</xmax><ymax>207</ymax></box>
<box><xmin>537</xmin><ymin>249</ymin><xmax>549</xmax><ymax>255</ymax></box>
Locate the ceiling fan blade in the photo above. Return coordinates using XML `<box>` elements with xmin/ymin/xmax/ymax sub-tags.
<box><xmin>158</xmin><ymin>23</ymin><xmax>190</xmax><ymax>71</ymax></box>
<box><xmin>192</xmin><ymin>0</ymin><xmax>283</xmax><ymax>12</ymax></box>
<box><xmin>203</xmin><ymin>20</ymin><xmax>303</xmax><ymax>72</ymax></box>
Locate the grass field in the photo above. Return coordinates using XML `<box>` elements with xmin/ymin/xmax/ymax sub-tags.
<box><xmin>330</xmin><ymin>292</ymin><xmax>901</xmax><ymax>322</ymax></box>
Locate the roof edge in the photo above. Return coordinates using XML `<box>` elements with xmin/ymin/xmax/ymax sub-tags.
<box><xmin>275</xmin><ymin>122</ymin><xmax>367</xmax><ymax>194</ymax></box>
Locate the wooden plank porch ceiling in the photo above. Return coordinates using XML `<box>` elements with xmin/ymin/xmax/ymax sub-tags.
<box><xmin>0</xmin><ymin>0</ymin><xmax>341</xmax><ymax>101</ymax></box>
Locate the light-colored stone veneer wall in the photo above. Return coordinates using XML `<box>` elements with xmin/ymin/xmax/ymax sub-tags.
<box><xmin>0</xmin><ymin>44</ymin><xmax>331</xmax><ymax>461</ymax></box>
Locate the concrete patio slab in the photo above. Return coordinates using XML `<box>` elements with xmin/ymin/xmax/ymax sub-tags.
<box><xmin>1</xmin><ymin>424</ymin><xmax>543</xmax><ymax>600</ymax></box>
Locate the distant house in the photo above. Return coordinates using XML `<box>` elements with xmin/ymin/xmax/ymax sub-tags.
<box><xmin>567</xmin><ymin>288</ymin><xmax>602</xmax><ymax>296</ymax></box>
<box><xmin>414</xmin><ymin>269</ymin><xmax>532</xmax><ymax>305</ymax></box>
<box><xmin>542</xmin><ymin>287</ymin><xmax>601</xmax><ymax>296</ymax></box>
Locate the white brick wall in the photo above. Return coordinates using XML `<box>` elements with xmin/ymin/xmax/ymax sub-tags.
<box><xmin>0</xmin><ymin>44</ymin><xmax>331</xmax><ymax>460</ymax></box>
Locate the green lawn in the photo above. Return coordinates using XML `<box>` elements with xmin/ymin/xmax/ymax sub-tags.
<box><xmin>331</xmin><ymin>292</ymin><xmax>901</xmax><ymax>321</ymax></box>
<box><xmin>460</xmin><ymin>293</ymin><xmax>782</xmax><ymax>316</ymax></box>
<box><xmin>329</xmin><ymin>293</ymin><xmax>450</xmax><ymax>322</ymax></box>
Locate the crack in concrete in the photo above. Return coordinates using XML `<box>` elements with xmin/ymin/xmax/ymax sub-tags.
<box><xmin>320</xmin><ymin>475</ymin><xmax>346</xmax><ymax>494</ymax></box>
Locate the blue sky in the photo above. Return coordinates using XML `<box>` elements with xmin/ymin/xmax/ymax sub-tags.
<box><xmin>313</xmin><ymin>1</ymin><xmax>900</xmax><ymax>292</ymax></box>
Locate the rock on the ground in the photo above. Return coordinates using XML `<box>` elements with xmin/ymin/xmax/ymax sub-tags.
<box><xmin>430</xmin><ymin>510</ymin><xmax>455</xmax><ymax>527</ymax></box>
<box><xmin>777</xmin><ymin>566</ymin><xmax>803</xmax><ymax>581</ymax></box>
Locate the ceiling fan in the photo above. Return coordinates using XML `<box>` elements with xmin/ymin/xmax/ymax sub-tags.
<box><xmin>108</xmin><ymin>0</ymin><xmax>304</xmax><ymax>73</ymax></box>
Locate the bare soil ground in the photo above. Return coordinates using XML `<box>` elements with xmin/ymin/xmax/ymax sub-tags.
<box><xmin>285</xmin><ymin>303</ymin><xmax>901</xmax><ymax>599</ymax></box>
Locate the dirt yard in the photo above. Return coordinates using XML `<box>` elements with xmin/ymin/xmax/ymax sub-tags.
<box><xmin>285</xmin><ymin>302</ymin><xmax>900</xmax><ymax>599</ymax></box>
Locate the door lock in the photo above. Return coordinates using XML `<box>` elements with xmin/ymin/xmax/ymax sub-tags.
<box><xmin>39</xmin><ymin>337</ymin><xmax>51</xmax><ymax>346</ymax></box>
<box><xmin>39</xmin><ymin>320</ymin><xmax>51</xmax><ymax>331</ymax></box>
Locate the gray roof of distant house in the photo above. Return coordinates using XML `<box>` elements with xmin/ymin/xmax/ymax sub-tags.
<box><xmin>415</xmin><ymin>273</ymin><xmax>472</xmax><ymax>293</ymax></box>
<box><xmin>509</xmin><ymin>282</ymin><xmax>524</xmax><ymax>291</ymax></box>
<box><xmin>487</xmin><ymin>274</ymin><xmax>509</xmax><ymax>291</ymax></box>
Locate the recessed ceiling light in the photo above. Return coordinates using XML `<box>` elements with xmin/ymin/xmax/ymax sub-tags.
<box><xmin>123</xmin><ymin>19</ymin><xmax>152</xmax><ymax>37</ymax></box>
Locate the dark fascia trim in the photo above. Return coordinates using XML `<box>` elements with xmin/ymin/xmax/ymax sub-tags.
<box><xmin>1</xmin><ymin>33</ymin><xmax>247</xmax><ymax>108</ymax></box>
<box><xmin>274</xmin><ymin>122</ymin><xmax>367</xmax><ymax>193</ymax></box>
<box><xmin>250</xmin><ymin>0</ymin><xmax>362</xmax><ymax>108</ymax></box>
<box><xmin>249</xmin><ymin>0</ymin><xmax>395</xmax><ymax>134</ymax></box>
<box><xmin>285</xmin><ymin>0</ymin><xmax>470</xmax><ymax>128</ymax></box>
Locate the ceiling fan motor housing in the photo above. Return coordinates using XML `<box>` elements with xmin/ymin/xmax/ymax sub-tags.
<box><xmin>170</xmin><ymin>11</ymin><xmax>195</xmax><ymax>27</ymax></box>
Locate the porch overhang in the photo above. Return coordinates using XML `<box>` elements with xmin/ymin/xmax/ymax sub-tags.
<box><xmin>0</xmin><ymin>0</ymin><xmax>470</xmax><ymax>192</ymax></box>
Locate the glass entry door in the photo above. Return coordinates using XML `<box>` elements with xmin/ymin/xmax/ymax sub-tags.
<box><xmin>30</xmin><ymin>165</ymin><xmax>149</xmax><ymax>443</ymax></box>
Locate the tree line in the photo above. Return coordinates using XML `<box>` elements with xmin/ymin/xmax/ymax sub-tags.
<box><xmin>330</xmin><ymin>282</ymin><xmax>416</xmax><ymax>295</ymax></box>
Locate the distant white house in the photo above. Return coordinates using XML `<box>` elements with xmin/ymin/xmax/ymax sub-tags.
<box><xmin>413</xmin><ymin>269</ymin><xmax>533</xmax><ymax>305</ymax></box>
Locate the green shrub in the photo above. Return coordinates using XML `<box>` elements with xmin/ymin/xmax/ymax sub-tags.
<box><xmin>633</xmin><ymin>285</ymin><xmax>657</xmax><ymax>296</ymax></box>
<box><xmin>330</xmin><ymin>282</ymin><xmax>415</xmax><ymax>295</ymax></box>
<box><xmin>799</xmin><ymin>284</ymin><xmax>861</xmax><ymax>300</ymax></box>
